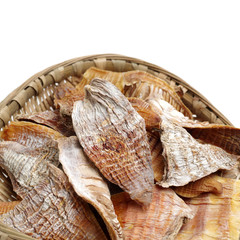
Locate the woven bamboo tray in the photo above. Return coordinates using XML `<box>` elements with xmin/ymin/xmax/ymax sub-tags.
<box><xmin>0</xmin><ymin>54</ymin><xmax>233</xmax><ymax>239</ymax></box>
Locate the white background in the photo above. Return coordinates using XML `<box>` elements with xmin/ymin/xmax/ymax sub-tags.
<box><xmin>0</xmin><ymin>0</ymin><xmax>239</xmax><ymax>127</ymax></box>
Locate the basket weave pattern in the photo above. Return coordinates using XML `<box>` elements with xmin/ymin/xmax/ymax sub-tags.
<box><xmin>0</xmin><ymin>54</ymin><xmax>233</xmax><ymax>239</ymax></box>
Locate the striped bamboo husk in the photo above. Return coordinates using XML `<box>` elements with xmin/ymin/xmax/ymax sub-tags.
<box><xmin>0</xmin><ymin>54</ymin><xmax>233</xmax><ymax>239</ymax></box>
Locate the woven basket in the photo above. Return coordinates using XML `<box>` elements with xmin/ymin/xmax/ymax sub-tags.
<box><xmin>0</xmin><ymin>54</ymin><xmax>233</xmax><ymax>239</ymax></box>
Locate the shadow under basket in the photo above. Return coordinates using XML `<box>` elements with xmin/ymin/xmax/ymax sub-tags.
<box><xmin>0</xmin><ymin>54</ymin><xmax>233</xmax><ymax>239</ymax></box>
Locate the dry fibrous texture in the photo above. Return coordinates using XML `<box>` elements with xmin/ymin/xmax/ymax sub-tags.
<box><xmin>147</xmin><ymin>131</ymin><xmax>164</xmax><ymax>182</ymax></box>
<box><xmin>173</xmin><ymin>174</ymin><xmax>223</xmax><ymax>198</ymax></box>
<box><xmin>0</xmin><ymin>164</ymin><xmax>107</xmax><ymax>240</ymax></box>
<box><xmin>0</xmin><ymin>121</ymin><xmax>63</xmax><ymax>149</ymax></box>
<box><xmin>16</xmin><ymin>110</ymin><xmax>75</xmax><ymax>137</ymax></box>
<box><xmin>160</xmin><ymin>117</ymin><xmax>238</xmax><ymax>187</ymax></box>
<box><xmin>221</xmin><ymin>161</ymin><xmax>240</xmax><ymax>179</ymax></box>
<box><xmin>176</xmin><ymin>176</ymin><xmax>240</xmax><ymax>240</ymax></box>
<box><xmin>0</xmin><ymin>121</ymin><xmax>63</xmax><ymax>166</ymax></box>
<box><xmin>147</xmin><ymin>98</ymin><xmax>196</xmax><ymax>125</ymax></box>
<box><xmin>68</xmin><ymin>76</ymin><xmax>83</xmax><ymax>86</ymax></box>
<box><xmin>80</xmin><ymin>67</ymin><xmax>193</xmax><ymax>119</ymax></box>
<box><xmin>0</xmin><ymin>222</ymin><xmax>35</xmax><ymax>240</ymax></box>
<box><xmin>172</xmin><ymin>84</ymin><xmax>188</xmax><ymax>99</ymax></box>
<box><xmin>1</xmin><ymin>63</ymin><xmax>239</xmax><ymax>239</ymax></box>
<box><xmin>72</xmin><ymin>78</ymin><xmax>154</xmax><ymax>206</ymax></box>
<box><xmin>148</xmin><ymin>98</ymin><xmax>240</xmax><ymax>155</ymax></box>
<box><xmin>128</xmin><ymin>97</ymin><xmax>161</xmax><ymax>130</ymax></box>
<box><xmin>58</xmin><ymin>136</ymin><xmax>123</xmax><ymax>240</ymax></box>
<box><xmin>112</xmin><ymin>185</ymin><xmax>193</xmax><ymax>240</ymax></box>
<box><xmin>54</xmin><ymin>79</ymin><xmax>85</xmax><ymax>115</ymax></box>
<box><xmin>0</xmin><ymin>141</ymin><xmax>59</xmax><ymax>198</ymax></box>
<box><xmin>54</xmin><ymin>80</ymin><xmax>76</xmax><ymax>100</ymax></box>
<box><xmin>186</xmin><ymin>125</ymin><xmax>240</xmax><ymax>155</ymax></box>
<box><xmin>0</xmin><ymin>201</ymin><xmax>20</xmax><ymax>215</ymax></box>
<box><xmin>55</xmin><ymin>76</ymin><xmax>82</xmax><ymax>97</ymax></box>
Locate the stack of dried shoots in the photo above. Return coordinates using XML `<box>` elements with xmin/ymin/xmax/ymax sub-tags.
<box><xmin>0</xmin><ymin>67</ymin><xmax>239</xmax><ymax>239</ymax></box>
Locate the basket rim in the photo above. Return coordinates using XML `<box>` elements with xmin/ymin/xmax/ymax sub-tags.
<box><xmin>0</xmin><ymin>53</ymin><xmax>233</xmax><ymax>127</ymax></box>
<box><xmin>0</xmin><ymin>53</ymin><xmax>235</xmax><ymax>239</ymax></box>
